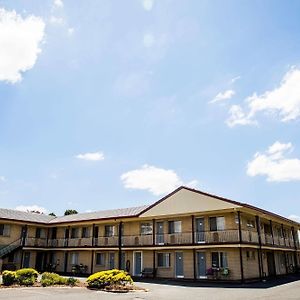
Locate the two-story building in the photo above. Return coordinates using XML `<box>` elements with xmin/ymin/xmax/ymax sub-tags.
<box><xmin>0</xmin><ymin>186</ymin><xmax>299</xmax><ymax>282</ymax></box>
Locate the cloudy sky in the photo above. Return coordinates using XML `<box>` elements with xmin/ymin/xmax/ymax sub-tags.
<box><xmin>0</xmin><ymin>0</ymin><xmax>300</xmax><ymax>221</ymax></box>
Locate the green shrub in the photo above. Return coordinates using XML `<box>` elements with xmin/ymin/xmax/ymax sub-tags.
<box><xmin>87</xmin><ymin>269</ymin><xmax>133</xmax><ymax>289</ymax></box>
<box><xmin>16</xmin><ymin>268</ymin><xmax>39</xmax><ymax>286</ymax></box>
<box><xmin>41</xmin><ymin>272</ymin><xmax>67</xmax><ymax>286</ymax></box>
<box><xmin>2</xmin><ymin>270</ymin><xmax>17</xmax><ymax>286</ymax></box>
<box><xmin>66</xmin><ymin>277</ymin><xmax>78</xmax><ymax>286</ymax></box>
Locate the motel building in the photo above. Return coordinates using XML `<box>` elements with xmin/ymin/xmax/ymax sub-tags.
<box><xmin>0</xmin><ymin>186</ymin><xmax>299</xmax><ymax>282</ymax></box>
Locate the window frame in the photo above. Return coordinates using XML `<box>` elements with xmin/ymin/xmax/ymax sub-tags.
<box><xmin>157</xmin><ymin>252</ymin><xmax>171</xmax><ymax>268</ymax></box>
<box><xmin>140</xmin><ymin>223</ymin><xmax>153</xmax><ymax>235</ymax></box>
<box><xmin>95</xmin><ymin>252</ymin><xmax>106</xmax><ymax>266</ymax></box>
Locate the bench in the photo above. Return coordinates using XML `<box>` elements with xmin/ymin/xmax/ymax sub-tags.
<box><xmin>141</xmin><ymin>268</ymin><xmax>156</xmax><ymax>278</ymax></box>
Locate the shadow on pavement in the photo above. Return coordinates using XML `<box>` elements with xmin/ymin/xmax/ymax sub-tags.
<box><xmin>133</xmin><ymin>273</ymin><xmax>300</xmax><ymax>289</ymax></box>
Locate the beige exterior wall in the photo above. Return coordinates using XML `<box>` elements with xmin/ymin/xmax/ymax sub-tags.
<box><xmin>0</xmin><ymin>221</ymin><xmax>23</xmax><ymax>245</ymax></box>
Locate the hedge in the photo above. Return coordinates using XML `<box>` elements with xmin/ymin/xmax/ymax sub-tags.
<box><xmin>87</xmin><ymin>269</ymin><xmax>133</xmax><ymax>289</ymax></box>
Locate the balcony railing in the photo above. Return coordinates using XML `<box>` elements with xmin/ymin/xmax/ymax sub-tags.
<box><xmin>122</xmin><ymin>234</ymin><xmax>152</xmax><ymax>246</ymax></box>
<box><xmin>94</xmin><ymin>236</ymin><xmax>118</xmax><ymax>247</ymax></box>
<box><xmin>23</xmin><ymin>229</ymin><xmax>298</xmax><ymax>249</ymax></box>
<box><xmin>25</xmin><ymin>237</ymin><xmax>47</xmax><ymax>247</ymax></box>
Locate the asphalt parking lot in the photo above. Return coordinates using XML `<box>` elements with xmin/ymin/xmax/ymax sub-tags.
<box><xmin>0</xmin><ymin>277</ymin><xmax>300</xmax><ymax>300</ymax></box>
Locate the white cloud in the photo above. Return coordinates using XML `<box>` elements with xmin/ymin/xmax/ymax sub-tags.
<box><xmin>247</xmin><ymin>141</ymin><xmax>300</xmax><ymax>182</ymax></box>
<box><xmin>142</xmin><ymin>0</ymin><xmax>154</xmax><ymax>11</ymax></box>
<box><xmin>49</xmin><ymin>16</ymin><xmax>64</xmax><ymax>25</ymax></box>
<box><xmin>288</xmin><ymin>215</ymin><xmax>300</xmax><ymax>223</ymax></box>
<box><xmin>16</xmin><ymin>205</ymin><xmax>48</xmax><ymax>214</ymax></box>
<box><xmin>230</xmin><ymin>76</ymin><xmax>241</xmax><ymax>84</ymax></box>
<box><xmin>0</xmin><ymin>8</ymin><xmax>45</xmax><ymax>83</ymax></box>
<box><xmin>0</xmin><ymin>176</ymin><xmax>6</xmax><ymax>182</ymax></box>
<box><xmin>143</xmin><ymin>33</ymin><xmax>155</xmax><ymax>48</ymax></box>
<box><xmin>227</xmin><ymin>67</ymin><xmax>300</xmax><ymax>127</ymax></box>
<box><xmin>210</xmin><ymin>89</ymin><xmax>235</xmax><ymax>104</ymax></box>
<box><xmin>226</xmin><ymin>105</ymin><xmax>258</xmax><ymax>127</ymax></box>
<box><xmin>75</xmin><ymin>151</ymin><xmax>105</xmax><ymax>161</ymax></box>
<box><xmin>53</xmin><ymin>0</ymin><xmax>64</xmax><ymax>8</ymax></box>
<box><xmin>67</xmin><ymin>27</ymin><xmax>74</xmax><ymax>36</ymax></box>
<box><xmin>121</xmin><ymin>164</ymin><xmax>197</xmax><ymax>196</ymax></box>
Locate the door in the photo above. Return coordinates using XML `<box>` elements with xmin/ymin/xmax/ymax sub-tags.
<box><xmin>156</xmin><ymin>222</ymin><xmax>164</xmax><ymax>244</ymax></box>
<box><xmin>134</xmin><ymin>252</ymin><xmax>142</xmax><ymax>276</ymax></box>
<box><xmin>196</xmin><ymin>218</ymin><xmax>205</xmax><ymax>243</ymax></box>
<box><xmin>197</xmin><ymin>252</ymin><xmax>206</xmax><ymax>278</ymax></box>
<box><xmin>64</xmin><ymin>252</ymin><xmax>68</xmax><ymax>273</ymax></box>
<box><xmin>51</xmin><ymin>227</ymin><xmax>57</xmax><ymax>239</ymax></box>
<box><xmin>175</xmin><ymin>252</ymin><xmax>184</xmax><ymax>278</ymax></box>
<box><xmin>94</xmin><ymin>226</ymin><xmax>99</xmax><ymax>246</ymax></box>
<box><xmin>64</xmin><ymin>228</ymin><xmax>69</xmax><ymax>246</ymax></box>
<box><xmin>35</xmin><ymin>252</ymin><xmax>45</xmax><ymax>272</ymax></box>
<box><xmin>267</xmin><ymin>252</ymin><xmax>276</xmax><ymax>277</ymax></box>
<box><xmin>121</xmin><ymin>252</ymin><xmax>126</xmax><ymax>271</ymax></box>
<box><xmin>23</xmin><ymin>252</ymin><xmax>30</xmax><ymax>268</ymax></box>
<box><xmin>109</xmin><ymin>253</ymin><xmax>115</xmax><ymax>269</ymax></box>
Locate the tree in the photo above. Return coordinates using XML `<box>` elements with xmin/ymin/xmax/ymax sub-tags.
<box><xmin>49</xmin><ymin>212</ymin><xmax>56</xmax><ymax>216</ymax></box>
<box><xmin>64</xmin><ymin>209</ymin><xmax>78</xmax><ymax>216</ymax></box>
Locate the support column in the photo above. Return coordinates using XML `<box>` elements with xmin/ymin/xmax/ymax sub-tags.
<box><xmin>153</xmin><ymin>250</ymin><xmax>156</xmax><ymax>278</ymax></box>
<box><xmin>91</xmin><ymin>224</ymin><xmax>95</xmax><ymax>274</ymax></box>
<box><xmin>20</xmin><ymin>225</ymin><xmax>27</xmax><ymax>269</ymax></box>
<box><xmin>238</xmin><ymin>211</ymin><xmax>244</xmax><ymax>283</ymax></box>
<box><xmin>255</xmin><ymin>216</ymin><xmax>263</xmax><ymax>280</ymax></box>
<box><xmin>118</xmin><ymin>221</ymin><xmax>123</xmax><ymax>270</ymax></box>
<box><xmin>269</xmin><ymin>220</ymin><xmax>274</xmax><ymax>245</ymax></box>
<box><xmin>281</xmin><ymin>224</ymin><xmax>286</xmax><ymax>247</ymax></box>
<box><xmin>152</xmin><ymin>219</ymin><xmax>155</xmax><ymax>246</ymax></box>
<box><xmin>192</xmin><ymin>215</ymin><xmax>195</xmax><ymax>245</ymax></box>
<box><xmin>291</xmin><ymin>227</ymin><xmax>298</xmax><ymax>272</ymax></box>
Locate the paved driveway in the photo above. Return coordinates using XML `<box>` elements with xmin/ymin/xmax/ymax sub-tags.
<box><xmin>0</xmin><ymin>279</ymin><xmax>300</xmax><ymax>300</ymax></box>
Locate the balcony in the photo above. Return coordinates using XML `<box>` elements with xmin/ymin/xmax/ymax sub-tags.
<box><xmin>94</xmin><ymin>236</ymin><xmax>118</xmax><ymax>247</ymax></box>
<box><xmin>122</xmin><ymin>234</ymin><xmax>152</xmax><ymax>246</ymax></box>
<box><xmin>25</xmin><ymin>237</ymin><xmax>47</xmax><ymax>247</ymax></box>
<box><xmin>23</xmin><ymin>229</ymin><xmax>298</xmax><ymax>249</ymax></box>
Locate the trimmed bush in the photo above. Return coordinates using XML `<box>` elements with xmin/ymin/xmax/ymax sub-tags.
<box><xmin>2</xmin><ymin>270</ymin><xmax>17</xmax><ymax>286</ymax></box>
<box><xmin>87</xmin><ymin>269</ymin><xmax>133</xmax><ymax>289</ymax></box>
<box><xmin>41</xmin><ymin>272</ymin><xmax>67</xmax><ymax>286</ymax></box>
<box><xmin>16</xmin><ymin>268</ymin><xmax>39</xmax><ymax>286</ymax></box>
<box><xmin>66</xmin><ymin>277</ymin><xmax>78</xmax><ymax>286</ymax></box>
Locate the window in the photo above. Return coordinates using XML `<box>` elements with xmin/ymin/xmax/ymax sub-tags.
<box><xmin>157</xmin><ymin>253</ymin><xmax>170</xmax><ymax>267</ymax></box>
<box><xmin>211</xmin><ymin>252</ymin><xmax>228</xmax><ymax>268</ymax></box>
<box><xmin>71</xmin><ymin>228</ymin><xmax>79</xmax><ymax>238</ymax></box>
<box><xmin>168</xmin><ymin>221</ymin><xmax>182</xmax><ymax>234</ymax></box>
<box><xmin>96</xmin><ymin>253</ymin><xmax>105</xmax><ymax>265</ymax></box>
<box><xmin>35</xmin><ymin>228</ymin><xmax>46</xmax><ymax>238</ymax></box>
<box><xmin>209</xmin><ymin>217</ymin><xmax>225</xmax><ymax>231</ymax></box>
<box><xmin>81</xmin><ymin>227</ymin><xmax>89</xmax><ymax>238</ymax></box>
<box><xmin>140</xmin><ymin>223</ymin><xmax>153</xmax><ymax>235</ymax></box>
<box><xmin>70</xmin><ymin>253</ymin><xmax>79</xmax><ymax>265</ymax></box>
<box><xmin>246</xmin><ymin>220</ymin><xmax>255</xmax><ymax>228</ymax></box>
<box><xmin>105</xmin><ymin>225</ymin><xmax>115</xmax><ymax>237</ymax></box>
<box><xmin>0</xmin><ymin>224</ymin><xmax>10</xmax><ymax>237</ymax></box>
<box><xmin>246</xmin><ymin>251</ymin><xmax>255</xmax><ymax>260</ymax></box>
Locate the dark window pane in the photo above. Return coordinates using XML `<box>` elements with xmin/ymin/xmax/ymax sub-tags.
<box><xmin>210</xmin><ymin>217</ymin><xmax>217</xmax><ymax>231</ymax></box>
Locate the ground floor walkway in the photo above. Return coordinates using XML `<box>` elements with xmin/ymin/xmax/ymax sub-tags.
<box><xmin>0</xmin><ymin>274</ymin><xmax>299</xmax><ymax>300</ymax></box>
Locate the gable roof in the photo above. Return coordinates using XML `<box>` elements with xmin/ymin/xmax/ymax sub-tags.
<box><xmin>139</xmin><ymin>186</ymin><xmax>300</xmax><ymax>226</ymax></box>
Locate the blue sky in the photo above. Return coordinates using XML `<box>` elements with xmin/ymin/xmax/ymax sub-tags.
<box><xmin>0</xmin><ymin>0</ymin><xmax>300</xmax><ymax>220</ymax></box>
